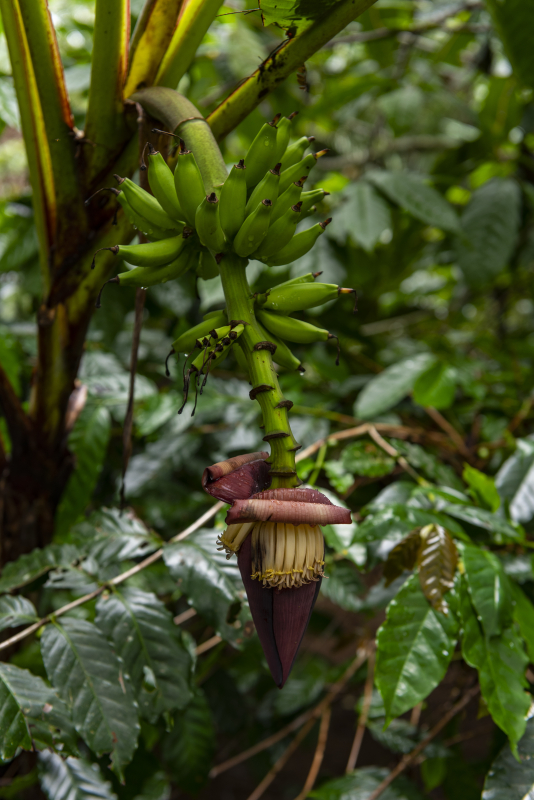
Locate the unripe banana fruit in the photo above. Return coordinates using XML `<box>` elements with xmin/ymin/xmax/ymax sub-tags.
<box><xmin>104</xmin><ymin>233</ymin><xmax>189</xmax><ymax>268</ymax></box>
<box><xmin>219</xmin><ymin>160</ymin><xmax>247</xmax><ymax>240</ymax></box>
<box><xmin>255</xmin><ymin>316</ymin><xmax>303</xmax><ymax>372</ymax></box>
<box><xmin>278</xmin><ymin>150</ymin><xmax>329</xmax><ymax>194</ymax></box>
<box><xmin>271</xmin><ymin>178</ymin><xmax>306</xmax><ymax>223</ymax></box>
<box><xmin>172</xmin><ymin>312</ymin><xmax>228</xmax><ymax>354</ymax></box>
<box><xmin>256</xmin><ymin>308</ymin><xmax>330</xmax><ymax>344</ymax></box>
<box><xmin>195</xmin><ymin>193</ymin><xmax>226</xmax><ymax>253</ymax></box>
<box><xmin>273</xmin><ymin>112</ymin><xmax>297</xmax><ymax>163</ymax></box>
<box><xmin>145</xmin><ymin>144</ymin><xmax>184</xmax><ymax>220</ymax></box>
<box><xmin>114</xmin><ymin>175</ymin><xmax>177</xmax><ymax>230</ymax></box>
<box><xmin>116</xmin><ymin>191</ymin><xmax>182</xmax><ymax>240</ymax></box>
<box><xmin>263</xmin><ymin>219</ymin><xmax>332</xmax><ymax>267</ymax></box>
<box><xmin>245</xmin><ymin>164</ymin><xmax>281</xmax><ymax>216</ymax></box>
<box><xmin>254</xmin><ymin>203</ymin><xmax>302</xmax><ymax>260</ymax></box>
<box><xmin>256</xmin><ymin>282</ymin><xmax>355</xmax><ymax>313</ymax></box>
<box><xmin>244</xmin><ymin>115</ymin><xmax>281</xmax><ymax>187</ymax></box>
<box><xmin>233</xmin><ymin>199</ymin><xmax>273</xmax><ymax>257</ymax></box>
<box><xmin>174</xmin><ymin>140</ymin><xmax>206</xmax><ymax>226</ymax></box>
<box><xmin>280</xmin><ymin>136</ymin><xmax>315</xmax><ymax>171</ymax></box>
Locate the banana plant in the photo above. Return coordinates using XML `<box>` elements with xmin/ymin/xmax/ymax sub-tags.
<box><xmin>0</xmin><ymin>0</ymin><xmax>377</xmax><ymax>567</ymax></box>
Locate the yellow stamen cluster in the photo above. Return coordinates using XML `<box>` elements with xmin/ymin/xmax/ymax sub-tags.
<box><xmin>252</xmin><ymin>522</ymin><xmax>324</xmax><ymax>589</ymax></box>
<box><xmin>217</xmin><ymin>522</ymin><xmax>255</xmax><ymax>558</ymax></box>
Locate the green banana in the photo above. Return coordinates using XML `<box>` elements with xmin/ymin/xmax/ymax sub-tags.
<box><xmin>195</xmin><ymin>193</ymin><xmax>226</xmax><ymax>253</ymax></box>
<box><xmin>300</xmin><ymin>188</ymin><xmax>329</xmax><ymax>214</ymax></box>
<box><xmin>191</xmin><ymin>323</ymin><xmax>244</xmax><ymax>375</ymax></box>
<box><xmin>245</xmin><ymin>164</ymin><xmax>281</xmax><ymax>216</ymax></box>
<box><xmin>254</xmin><ymin>202</ymin><xmax>302</xmax><ymax>260</ymax></box>
<box><xmin>233</xmin><ymin>199</ymin><xmax>272</xmax><ymax>258</ymax></box>
<box><xmin>256</xmin><ymin>308</ymin><xmax>330</xmax><ymax>344</ymax></box>
<box><xmin>101</xmin><ymin>232</ymin><xmax>189</xmax><ymax>268</ymax></box>
<box><xmin>263</xmin><ymin>219</ymin><xmax>332</xmax><ymax>267</ymax></box>
<box><xmin>273</xmin><ymin>112</ymin><xmax>297</xmax><ymax>163</ymax></box>
<box><xmin>146</xmin><ymin>144</ymin><xmax>184</xmax><ymax>221</ymax></box>
<box><xmin>197</xmin><ymin>247</ymin><xmax>220</xmax><ymax>280</ymax></box>
<box><xmin>203</xmin><ymin>309</ymin><xmax>227</xmax><ymax>321</ymax></box>
<box><xmin>278</xmin><ymin>150</ymin><xmax>329</xmax><ymax>194</ymax></box>
<box><xmin>280</xmin><ymin>136</ymin><xmax>314</xmax><ymax>171</ymax></box>
<box><xmin>301</xmin><ymin>205</ymin><xmax>317</xmax><ymax>220</ymax></box>
<box><xmin>255</xmin><ymin>316</ymin><xmax>303</xmax><ymax>372</ymax></box>
<box><xmin>172</xmin><ymin>312</ymin><xmax>228</xmax><ymax>353</ymax></box>
<box><xmin>244</xmin><ymin>115</ymin><xmax>280</xmax><ymax>187</ymax></box>
<box><xmin>173</xmin><ymin>140</ymin><xmax>206</xmax><ymax>226</ymax></box>
<box><xmin>271</xmin><ymin>178</ymin><xmax>306</xmax><ymax>223</ymax></box>
<box><xmin>116</xmin><ymin>191</ymin><xmax>181</xmax><ymax>240</ymax></box>
<box><xmin>256</xmin><ymin>282</ymin><xmax>355</xmax><ymax>313</ymax></box>
<box><xmin>114</xmin><ymin>175</ymin><xmax>178</xmax><ymax>230</ymax></box>
<box><xmin>219</xmin><ymin>159</ymin><xmax>247</xmax><ymax>240</ymax></box>
<box><xmin>272</xmin><ymin>271</ymin><xmax>322</xmax><ymax>289</ymax></box>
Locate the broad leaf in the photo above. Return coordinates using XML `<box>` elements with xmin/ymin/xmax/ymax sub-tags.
<box><xmin>461</xmin><ymin>544</ymin><xmax>512</xmax><ymax>637</ymax></box>
<box><xmin>511</xmin><ymin>583</ymin><xmax>534</xmax><ymax>663</ymax></box>
<box><xmin>417</xmin><ymin>525</ymin><xmax>458</xmax><ymax>614</ymax></box>
<box><xmin>39</xmin><ymin>751</ymin><xmax>117</xmax><ymax>800</ymax></box>
<box><xmin>495</xmin><ymin>437</ymin><xmax>534</xmax><ymax>523</ymax></box>
<box><xmin>463</xmin><ymin>465</ymin><xmax>501</xmax><ymax>513</ymax></box>
<box><xmin>0</xmin><ymin>662</ymin><xmax>76</xmax><ymax>760</ymax></box>
<box><xmin>441</xmin><ymin>502</ymin><xmax>521</xmax><ymax>543</ymax></box>
<box><xmin>55</xmin><ymin>405</ymin><xmax>112</xmax><ymax>539</ymax></box>
<box><xmin>367</xmin><ymin>170</ymin><xmax>460</xmax><ymax>233</ymax></box>
<box><xmin>383</xmin><ymin>529</ymin><xmax>421</xmax><ymax>587</ymax></box>
<box><xmin>41</xmin><ymin>618</ymin><xmax>140</xmax><ymax>779</ymax></box>
<box><xmin>482</xmin><ymin>717</ymin><xmax>534</xmax><ymax>799</ymax></box>
<box><xmin>329</xmin><ymin>181</ymin><xmax>391</xmax><ymax>252</ymax></box>
<box><xmin>355</xmin><ymin>353</ymin><xmax>434</xmax><ymax>419</ymax></box>
<box><xmin>71</xmin><ymin>508</ymin><xmax>161</xmax><ymax>563</ymax></box>
<box><xmin>309</xmin><ymin>766</ymin><xmax>425</xmax><ymax>799</ymax></box>
<box><xmin>342</xmin><ymin>441</ymin><xmax>395</xmax><ymax>478</ymax></box>
<box><xmin>163</xmin><ymin>529</ymin><xmax>242</xmax><ymax>641</ymax></box>
<box><xmin>457</xmin><ymin>178</ymin><xmax>521</xmax><ymax>285</ymax></box>
<box><xmin>0</xmin><ymin>594</ymin><xmax>38</xmax><ymax>631</ymax></box>
<box><xmin>95</xmin><ymin>587</ymin><xmax>193</xmax><ymax>723</ymax></box>
<box><xmin>485</xmin><ymin>0</ymin><xmax>534</xmax><ymax>89</ymax></box>
<box><xmin>161</xmin><ymin>689</ymin><xmax>215</xmax><ymax>794</ymax></box>
<box><xmin>0</xmin><ymin>544</ymin><xmax>82</xmax><ymax>593</ymax></box>
<box><xmin>376</xmin><ymin>575</ymin><xmax>458</xmax><ymax>722</ymax></box>
<box><xmin>460</xmin><ymin>581</ymin><xmax>529</xmax><ymax>753</ymax></box>
<box><xmin>320</xmin><ymin>562</ymin><xmax>364</xmax><ymax>613</ymax></box>
<box><xmin>413</xmin><ymin>362</ymin><xmax>456</xmax><ymax>410</ymax></box>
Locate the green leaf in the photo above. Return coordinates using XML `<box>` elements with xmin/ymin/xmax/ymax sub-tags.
<box><xmin>485</xmin><ymin>0</ymin><xmax>534</xmax><ymax>89</ymax></box>
<box><xmin>319</xmin><ymin>561</ymin><xmax>364</xmax><ymax>613</ymax></box>
<box><xmin>376</xmin><ymin>574</ymin><xmax>459</xmax><ymax>722</ymax></box>
<box><xmin>161</xmin><ymin>689</ymin><xmax>215</xmax><ymax>794</ymax></box>
<box><xmin>482</xmin><ymin>717</ymin><xmax>534</xmax><ymax>799</ymax></box>
<box><xmin>0</xmin><ymin>662</ymin><xmax>76</xmax><ymax>761</ymax></box>
<box><xmin>0</xmin><ymin>327</ymin><xmax>21</xmax><ymax>395</ymax></box>
<box><xmin>367</xmin><ymin>170</ymin><xmax>460</xmax><ymax>233</ymax></box>
<box><xmin>441</xmin><ymin>503</ymin><xmax>522</xmax><ymax>543</ymax></box>
<box><xmin>389</xmin><ymin>441</ymin><xmax>463</xmax><ymax>491</ymax></box>
<box><xmin>460</xmin><ymin>581</ymin><xmax>529</xmax><ymax>753</ymax></box>
<box><xmin>495</xmin><ymin>437</ymin><xmax>534</xmax><ymax>523</ymax></box>
<box><xmin>0</xmin><ymin>543</ymin><xmax>82</xmax><ymax>593</ymax></box>
<box><xmin>55</xmin><ymin>406</ymin><xmax>111</xmax><ymax>539</ymax></box>
<box><xmin>310</xmin><ymin>766</ymin><xmax>425</xmax><ymax>799</ymax></box>
<box><xmin>511</xmin><ymin>583</ymin><xmax>534</xmax><ymax>663</ymax></box>
<box><xmin>342</xmin><ymin>441</ymin><xmax>396</xmax><ymax>478</ymax></box>
<box><xmin>163</xmin><ymin>529</ymin><xmax>242</xmax><ymax>641</ymax></box>
<box><xmin>461</xmin><ymin>544</ymin><xmax>513</xmax><ymax>637</ymax></box>
<box><xmin>413</xmin><ymin>362</ymin><xmax>456</xmax><ymax>410</ymax></box>
<box><xmin>463</xmin><ymin>465</ymin><xmax>501</xmax><ymax>513</ymax></box>
<box><xmin>41</xmin><ymin>618</ymin><xmax>140</xmax><ymax>779</ymax></box>
<box><xmin>71</xmin><ymin>508</ymin><xmax>161</xmax><ymax>564</ymax></box>
<box><xmin>259</xmin><ymin>0</ymin><xmax>339</xmax><ymax>30</ymax></box>
<box><xmin>0</xmin><ymin>595</ymin><xmax>38</xmax><ymax>631</ymax></box>
<box><xmin>38</xmin><ymin>752</ymin><xmax>117</xmax><ymax>800</ymax></box>
<box><xmin>456</xmin><ymin>178</ymin><xmax>521</xmax><ymax>285</ymax></box>
<box><xmin>417</xmin><ymin>525</ymin><xmax>457</xmax><ymax>614</ymax></box>
<box><xmin>328</xmin><ymin>181</ymin><xmax>391</xmax><ymax>252</ymax></box>
<box><xmin>355</xmin><ymin>353</ymin><xmax>435</xmax><ymax>420</ymax></box>
<box><xmin>95</xmin><ymin>587</ymin><xmax>193</xmax><ymax>723</ymax></box>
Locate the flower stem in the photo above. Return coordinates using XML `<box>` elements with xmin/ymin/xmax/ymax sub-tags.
<box><xmin>219</xmin><ymin>254</ymin><xmax>299</xmax><ymax>488</ymax></box>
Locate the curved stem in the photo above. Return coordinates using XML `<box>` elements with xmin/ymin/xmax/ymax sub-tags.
<box><xmin>219</xmin><ymin>256</ymin><xmax>299</xmax><ymax>488</ymax></box>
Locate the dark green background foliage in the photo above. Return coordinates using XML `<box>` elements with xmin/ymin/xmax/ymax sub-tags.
<box><xmin>2</xmin><ymin>0</ymin><xmax>534</xmax><ymax>798</ymax></box>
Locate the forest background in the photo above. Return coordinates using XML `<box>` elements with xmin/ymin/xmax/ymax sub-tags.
<box><xmin>1</xmin><ymin>0</ymin><xmax>534</xmax><ymax>799</ymax></box>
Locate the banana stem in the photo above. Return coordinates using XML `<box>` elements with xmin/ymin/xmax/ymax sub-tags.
<box><xmin>218</xmin><ymin>255</ymin><xmax>300</xmax><ymax>489</ymax></box>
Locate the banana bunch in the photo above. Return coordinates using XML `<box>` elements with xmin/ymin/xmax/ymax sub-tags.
<box><xmin>91</xmin><ymin>114</ymin><xmax>332</xmax><ymax>301</ymax></box>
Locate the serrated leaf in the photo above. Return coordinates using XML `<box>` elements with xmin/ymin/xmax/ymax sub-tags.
<box><xmin>41</xmin><ymin>618</ymin><xmax>140</xmax><ymax>779</ymax></box>
<box><xmin>511</xmin><ymin>582</ymin><xmax>534</xmax><ymax>663</ymax></box>
<box><xmin>383</xmin><ymin>529</ymin><xmax>422</xmax><ymax>587</ymax></box>
<box><xmin>463</xmin><ymin>465</ymin><xmax>501</xmax><ymax>513</ymax></box>
<box><xmin>0</xmin><ymin>595</ymin><xmax>38</xmax><ymax>631</ymax></box>
<box><xmin>329</xmin><ymin>181</ymin><xmax>391</xmax><ymax>252</ymax></box>
<box><xmin>355</xmin><ymin>353</ymin><xmax>435</xmax><ymax>420</ymax></box>
<box><xmin>417</xmin><ymin>525</ymin><xmax>458</xmax><ymax>614</ymax></box>
<box><xmin>95</xmin><ymin>587</ymin><xmax>193</xmax><ymax>723</ymax></box>
<box><xmin>161</xmin><ymin>689</ymin><xmax>215</xmax><ymax>794</ymax></box>
<box><xmin>376</xmin><ymin>574</ymin><xmax>458</xmax><ymax>722</ymax></box>
<box><xmin>163</xmin><ymin>529</ymin><xmax>242</xmax><ymax>641</ymax></box>
<box><xmin>259</xmin><ymin>0</ymin><xmax>338</xmax><ymax>30</ymax></box>
<box><xmin>482</xmin><ymin>716</ymin><xmax>534</xmax><ymax>799</ymax></box>
<box><xmin>485</xmin><ymin>0</ymin><xmax>534</xmax><ymax>89</ymax></box>
<box><xmin>495</xmin><ymin>437</ymin><xmax>534</xmax><ymax>523</ymax></box>
<box><xmin>38</xmin><ymin>751</ymin><xmax>117</xmax><ymax>800</ymax></box>
<box><xmin>413</xmin><ymin>362</ymin><xmax>456</xmax><ymax>410</ymax></box>
<box><xmin>55</xmin><ymin>406</ymin><xmax>112</xmax><ymax>539</ymax></box>
<box><xmin>461</xmin><ymin>544</ymin><xmax>513</xmax><ymax>637</ymax></box>
<box><xmin>71</xmin><ymin>508</ymin><xmax>161</xmax><ymax>564</ymax></box>
<box><xmin>367</xmin><ymin>170</ymin><xmax>460</xmax><ymax>233</ymax></box>
<box><xmin>456</xmin><ymin>178</ymin><xmax>521</xmax><ymax>285</ymax></box>
<box><xmin>459</xmin><ymin>580</ymin><xmax>529</xmax><ymax>753</ymax></box>
<box><xmin>309</xmin><ymin>765</ymin><xmax>425</xmax><ymax>799</ymax></box>
<box><xmin>0</xmin><ymin>662</ymin><xmax>76</xmax><ymax>761</ymax></box>
<box><xmin>0</xmin><ymin>544</ymin><xmax>82</xmax><ymax>593</ymax></box>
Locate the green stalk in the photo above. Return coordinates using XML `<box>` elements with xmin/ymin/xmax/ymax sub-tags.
<box><xmin>219</xmin><ymin>256</ymin><xmax>300</xmax><ymax>488</ymax></box>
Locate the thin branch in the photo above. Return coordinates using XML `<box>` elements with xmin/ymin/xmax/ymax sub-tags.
<box><xmin>195</xmin><ymin>634</ymin><xmax>222</xmax><ymax>655</ymax></box>
<box><xmin>0</xmin><ymin>501</ymin><xmax>223</xmax><ymax>654</ymax></box>
<box><xmin>366</xmin><ymin>684</ymin><xmax>480</xmax><ymax>800</ymax></box>
<box><xmin>206</xmin><ymin>0</ymin><xmax>378</xmax><ymax>142</ymax></box>
<box><xmin>210</xmin><ymin>646</ymin><xmax>370</xmax><ymax>778</ymax></box>
<box><xmin>424</xmin><ymin>407</ymin><xmax>471</xmax><ymax>459</ymax></box>
<box><xmin>368</xmin><ymin>426</ymin><xmax>424</xmax><ymax>484</ymax></box>
<box><xmin>346</xmin><ymin>644</ymin><xmax>375</xmax><ymax>773</ymax></box>
<box><xmin>174</xmin><ymin>607</ymin><xmax>197</xmax><ymax>625</ymax></box>
<box><xmin>294</xmin><ymin>706</ymin><xmax>332</xmax><ymax>800</ymax></box>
